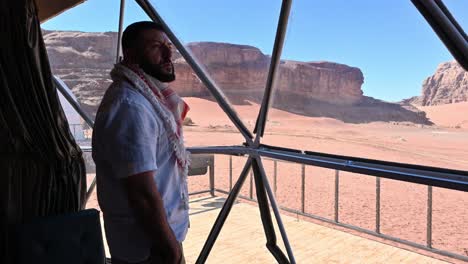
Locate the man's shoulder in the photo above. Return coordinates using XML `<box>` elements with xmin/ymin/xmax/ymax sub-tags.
<box><xmin>105</xmin><ymin>80</ymin><xmax>148</xmax><ymax>106</ymax></box>
<box><xmin>92</xmin><ymin>80</ymin><xmax>161</xmax><ymax>146</ymax></box>
<box><xmin>96</xmin><ymin>80</ymin><xmax>154</xmax><ymax>114</ymax></box>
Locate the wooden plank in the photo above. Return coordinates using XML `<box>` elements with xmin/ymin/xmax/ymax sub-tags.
<box><xmin>98</xmin><ymin>196</ymin><xmax>449</xmax><ymax>263</ymax></box>
<box><xmin>184</xmin><ymin>197</ymin><xmax>449</xmax><ymax>264</ymax></box>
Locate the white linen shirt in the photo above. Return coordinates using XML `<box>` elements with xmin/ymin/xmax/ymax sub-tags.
<box><xmin>92</xmin><ymin>80</ymin><xmax>189</xmax><ymax>262</ymax></box>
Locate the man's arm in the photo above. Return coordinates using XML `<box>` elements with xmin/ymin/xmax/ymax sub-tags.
<box><xmin>97</xmin><ymin>99</ymin><xmax>180</xmax><ymax>262</ymax></box>
<box><xmin>122</xmin><ymin>171</ymin><xmax>182</xmax><ymax>263</ymax></box>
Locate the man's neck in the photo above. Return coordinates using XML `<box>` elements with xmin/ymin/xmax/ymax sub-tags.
<box><xmin>145</xmin><ymin>72</ymin><xmax>169</xmax><ymax>91</ymax></box>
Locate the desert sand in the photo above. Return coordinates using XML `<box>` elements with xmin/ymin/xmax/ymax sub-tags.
<box><xmin>182</xmin><ymin>97</ymin><xmax>468</xmax><ymax>258</ymax></box>
<box><xmin>86</xmin><ymin>98</ymin><xmax>468</xmax><ymax>260</ymax></box>
<box><xmin>420</xmin><ymin>102</ymin><xmax>468</xmax><ymax>129</ymax></box>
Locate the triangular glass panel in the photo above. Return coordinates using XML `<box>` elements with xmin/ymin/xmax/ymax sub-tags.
<box><xmin>149</xmin><ymin>0</ymin><xmax>282</xmax><ymax>134</ymax></box>
<box><xmin>262</xmin><ymin>0</ymin><xmax>468</xmax><ymax>171</ymax></box>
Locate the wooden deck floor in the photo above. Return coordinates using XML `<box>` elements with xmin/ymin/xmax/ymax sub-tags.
<box><xmin>102</xmin><ymin>196</ymin><xmax>449</xmax><ymax>263</ymax></box>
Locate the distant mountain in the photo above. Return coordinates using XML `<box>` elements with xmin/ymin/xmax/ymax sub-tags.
<box><xmin>43</xmin><ymin>30</ymin><xmax>430</xmax><ymax>124</ymax></box>
<box><xmin>402</xmin><ymin>61</ymin><xmax>468</xmax><ymax>106</ymax></box>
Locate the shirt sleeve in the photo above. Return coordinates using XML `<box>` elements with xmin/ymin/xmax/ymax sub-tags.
<box><xmin>98</xmin><ymin>100</ymin><xmax>159</xmax><ymax>179</ymax></box>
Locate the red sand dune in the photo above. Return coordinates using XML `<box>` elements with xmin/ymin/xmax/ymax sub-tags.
<box><xmin>419</xmin><ymin>101</ymin><xmax>468</xmax><ymax>129</ymax></box>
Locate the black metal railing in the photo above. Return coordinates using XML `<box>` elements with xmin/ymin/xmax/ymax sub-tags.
<box><xmin>207</xmin><ymin>154</ymin><xmax>467</xmax><ymax>262</ymax></box>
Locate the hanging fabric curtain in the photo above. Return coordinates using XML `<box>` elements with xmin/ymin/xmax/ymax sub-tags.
<box><xmin>0</xmin><ymin>0</ymin><xmax>86</xmax><ymax>263</ymax></box>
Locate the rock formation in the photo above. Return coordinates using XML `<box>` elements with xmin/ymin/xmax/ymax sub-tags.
<box><xmin>419</xmin><ymin>61</ymin><xmax>468</xmax><ymax>106</ymax></box>
<box><xmin>44</xmin><ymin>30</ymin><xmax>430</xmax><ymax>124</ymax></box>
<box><xmin>172</xmin><ymin>42</ymin><xmax>364</xmax><ymax>106</ymax></box>
<box><xmin>400</xmin><ymin>96</ymin><xmax>423</xmax><ymax>106</ymax></box>
<box><xmin>44</xmin><ymin>30</ymin><xmax>117</xmax><ymax>113</ymax></box>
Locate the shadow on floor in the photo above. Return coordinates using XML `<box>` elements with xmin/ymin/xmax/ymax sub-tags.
<box><xmin>189</xmin><ymin>197</ymin><xmax>238</xmax><ymax>216</ymax></box>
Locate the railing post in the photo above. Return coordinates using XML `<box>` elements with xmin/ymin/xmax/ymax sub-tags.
<box><xmin>376</xmin><ymin>177</ymin><xmax>381</xmax><ymax>234</ymax></box>
<box><xmin>335</xmin><ymin>170</ymin><xmax>340</xmax><ymax>223</ymax></box>
<box><xmin>229</xmin><ymin>155</ymin><xmax>233</xmax><ymax>191</ymax></box>
<box><xmin>427</xmin><ymin>185</ymin><xmax>433</xmax><ymax>248</ymax></box>
<box><xmin>301</xmin><ymin>164</ymin><xmax>306</xmax><ymax>213</ymax></box>
<box><xmin>209</xmin><ymin>155</ymin><xmax>215</xmax><ymax>197</ymax></box>
<box><xmin>250</xmin><ymin>170</ymin><xmax>253</xmax><ymax>199</ymax></box>
<box><xmin>274</xmin><ymin>160</ymin><xmax>277</xmax><ymax>198</ymax></box>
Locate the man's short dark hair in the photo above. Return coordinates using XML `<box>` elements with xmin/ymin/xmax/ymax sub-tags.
<box><xmin>122</xmin><ymin>21</ymin><xmax>165</xmax><ymax>51</ymax></box>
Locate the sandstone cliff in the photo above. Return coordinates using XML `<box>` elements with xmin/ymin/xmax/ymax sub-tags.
<box><xmin>172</xmin><ymin>42</ymin><xmax>364</xmax><ymax>106</ymax></box>
<box><xmin>44</xmin><ymin>30</ymin><xmax>430</xmax><ymax>124</ymax></box>
<box><xmin>419</xmin><ymin>61</ymin><xmax>468</xmax><ymax>106</ymax></box>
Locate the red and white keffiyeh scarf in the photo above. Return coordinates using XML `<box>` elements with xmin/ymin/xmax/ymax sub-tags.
<box><xmin>110</xmin><ymin>63</ymin><xmax>190</xmax><ymax>176</ymax></box>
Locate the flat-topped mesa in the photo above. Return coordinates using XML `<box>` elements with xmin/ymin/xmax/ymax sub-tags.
<box><xmin>44</xmin><ymin>30</ymin><xmax>117</xmax><ymax>68</ymax></box>
<box><xmin>43</xmin><ymin>31</ymin><xmax>118</xmax><ymax>111</ymax></box>
<box><xmin>275</xmin><ymin>60</ymin><xmax>364</xmax><ymax>105</ymax></box>
<box><xmin>186</xmin><ymin>42</ymin><xmax>269</xmax><ymax>66</ymax></box>
<box><xmin>45</xmin><ymin>31</ymin><xmax>430</xmax><ymax>124</ymax></box>
<box><xmin>43</xmin><ymin>31</ymin><xmax>365</xmax><ymax>109</ymax></box>
<box><xmin>170</xmin><ymin>42</ymin><xmax>271</xmax><ymax>99</ymax></box>
<box><xmin>420</xmin><ymin>61</ymin><xmax>468</xmax><ymax>106</ymax></box>
<box><xmin>171</xmin><ymin>42</ymin><xmax>364</xmax><ymax>105</ymax></box>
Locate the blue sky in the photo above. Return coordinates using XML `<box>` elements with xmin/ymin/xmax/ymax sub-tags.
<box><xmin>43</xmin><ymin>0</ymin><xmax>467</xmax><ymax>102</ymax></box>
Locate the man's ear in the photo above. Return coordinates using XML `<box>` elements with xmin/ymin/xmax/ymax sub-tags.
<box><xmin>123</xmin><ymin>48</ymin><xmax>138</xmax><ymax>63</ymax></box>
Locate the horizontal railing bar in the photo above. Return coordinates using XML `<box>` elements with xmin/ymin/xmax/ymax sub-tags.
<box><xmin>189</xmin><ymin>190</ymin><xmax>212</xmax><ymax>196</ymax></box>
<box><xmin>188</xmin><ymin>146</ymin><xmax>252</xmax><ymax>156</ymax></box>
<box><xmin>81</xmin><ymin>146</ymin><xmax>92</xmax><ymax>152</ymax></box>
<box><xmin>259</xmin><ymin>143</ymin><xmax>303</xmax><ymax>153</ymax></box>
<box><xmin>189</xmin><ymin>145</ymin><xmax>468</xmax><ymax>178</ymax></box>
<box><xmin>257</xmin><ymin>149</ymin><xmax>468</xmax><ymax>192</ymax></box>
<box><xmin>188</xmin><ymin>146</ymin><xmax>468</xmax><ymax>192</ymax></box>
<box><xmin>303</xmin><ymin>149</ymin><xmax>468</xmax><ymax>177</ymax></box>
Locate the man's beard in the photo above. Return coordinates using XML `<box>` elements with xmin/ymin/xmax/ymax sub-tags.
<box><xmin>140</xmin><ymin>60</ymin><xmax>176</xmax><ymax>83</ymax></box>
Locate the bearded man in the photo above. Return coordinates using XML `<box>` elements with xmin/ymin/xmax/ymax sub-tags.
<box><xmin>92</xmin><ymin>21</ymin><xmax>190</xmax><ymax>264</ymax></box>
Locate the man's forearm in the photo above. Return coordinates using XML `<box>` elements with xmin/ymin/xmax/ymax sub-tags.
<box><xmin>131</xmin><ymin>185</ymin><xmax>177</xmax><ymax>248</ymax></box>
<box><xmin>123</xmin><ymin>171</ymin><xmax>181</xmax><ymax>262</ymax></box>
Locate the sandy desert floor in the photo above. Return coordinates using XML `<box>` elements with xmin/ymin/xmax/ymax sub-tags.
<box><xmin>182</xmin><ymin>98</ymin><xmax>468</xmax><ymax>258</ymax></box>
<box><xmin>86</xmin><ymin>98</ymin><xmax>468</xmax><ymax>260</ymax></box>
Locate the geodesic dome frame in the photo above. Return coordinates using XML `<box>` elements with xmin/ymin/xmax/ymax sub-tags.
<box><xmin>50</xmin><ymin>0</ymin><xmax>468</xmax><ymax>262</ymax></box>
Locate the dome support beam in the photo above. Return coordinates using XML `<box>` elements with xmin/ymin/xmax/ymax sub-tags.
<box><xmin>253</xmin><ymin>0</ymin><xmax>293</xmax><ymax>143</ymax></box>
<box><xmin>135</xmin><ymin>0</ymin><xmax>255</xmax><ymax>146</ymax></box>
